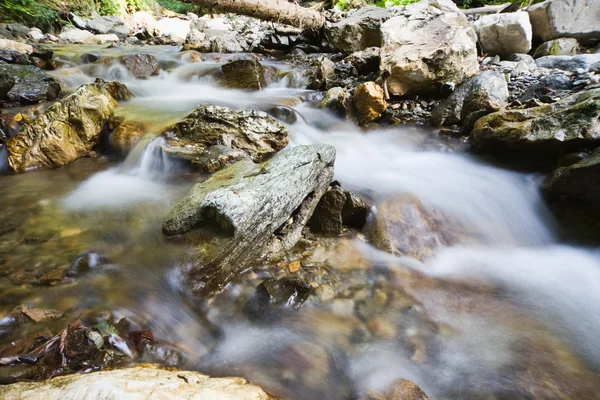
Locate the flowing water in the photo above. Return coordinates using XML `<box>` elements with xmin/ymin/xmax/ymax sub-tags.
<box><xmin>1</xmin><ymin>45</ymin><xmax>600</xmax><ymax>399</ymax></box>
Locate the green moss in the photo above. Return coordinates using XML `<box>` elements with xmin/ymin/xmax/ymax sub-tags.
<box><xmin>548</xmin><ymin>41</ymin><xmax>560</xmax><ymax>56</ymax></box>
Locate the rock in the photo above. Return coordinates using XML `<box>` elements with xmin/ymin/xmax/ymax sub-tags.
<box><xmin>364</xmin><ymin>379</ymin><xmax>430</xmax><ymax>400</ymax></box>
<box><xmin>319</xmin><ymin>87</ymin><xmax>357</xmax><ymax>121</ymax></box>
<box><xmin>345</xmin><ymin>47</ymin><xmax>381</xmax><ymax>75</ymax></box>
<box><xmin>342</xmin><ymin>191</ymin><xmax>370</xmax><ymax>229</ymax></box>
<box><xmin>248</xmin><ymin>277</ymin><xmax>312</xmax><ymax>317</ymax></box>
<box><xmin>66</xmin><ymin>252</ymin><xmax>108</xmax><ymax>277</ymax></box>
<box><xmin>6</xmin><ymin>79</ymin><xmax>132</xmax><ymax>172</ymax></box>
<box><xmin>535</xmin><ymin>54</ymin><xmax>600</xmax><ymax>72</ymax></box>
<box><xmin>542</xmin><ymin>147</ymin><xmax>600</xmax><ymax>206</ymax></box>
<box><xmin>162</xmin><ymin>144</ymin><xmax>335</xmax><ymax>296</ymax></box>
<box><xmin>519</xmin><ymin>73</ymin><xmax>572</xmax><ymax>102</ymax></box>
<box><xmin>471</xmin><ymin>88</ymin><xmax>600</xmax><ymax>157</ymax></box>
<box><xmin>354</xmin><ymin>81</ymin><xmax>387</xmax><ymax>125</ymax></box>
<box><xmin>533</xmin><ymin>38</ymin><xmax>579</xmax><ymax>58</ymax></box>
<box><xmin>183</xmin><ymin>17</ymin><xmax>245</xmax><ymax>53</ymax></box>
<box><xmin>0</xmin><ymin>364</ymin><xmax>272</xmax><ymax>399</ymax></box>
<box><xmin>308</xmin><ymin>57</ymin><xmax>336</xmax><ymax>91</ymax></box>
<box><xmin>87</xmin><ymin>16</ymin><xmax>128</xmax><ymax>37</ymax></box>
<box><xmin>84</xmin><ymin>34</ymin><xmax>120</xmax><ymax>44</ymax></box>
<box><xmin>473</xmin><ymin>11</ymin><xmax>532</xmax><ymax>57</ymax></box>
<box><xmin>160</xmin><ymin>105</ymin><xmax>288</xmax><ymax>172</ymax></box>
<box><xmin>431</xmin><ymin>70</ymin><xmax>509</xmax><ymax>133</ymax></box>
<box><xmin>116</xmin><ymin>54</ymin><xmax>160</xmax><ymax>79</ymax></box>
<box><xmin>4</xmin><ymin>24</ymin><xmax>29</xmax><ymax>39</ymax></box>
<box><xmin>0</xmin><ymin>63</ymin><xmax>61</xmax><ymax>105</ymax></box>
<box><xmin>59</xmin><ymin>28</ymin><xmax>93</xmax><ymax>43</ymax></box>
<box><xmin>154</xmin><ymin>17</ymin><xmax>190</xmax><ymax>43</ymax></box>
<box><xmin>325</xmin><ymin>7</ymin><xmax>392</xmax><ymax>53</ymax></box>
<box><xmin>0</xmin><ymin>39</ymin><xmax>33</xmax><ymax>55</ymax></box>
<box><xmin>380</xmin><ymin>0</ymin><xmax>479</xmax><ymax>96</ymax></box>
<box><xmin>27</xmin><ymin>28</ymin><xmax>44</xmax><ymax>42</ymax></box>
<box><xmin>308</xmin><ymin>186</ymin><xmax>347</xmax><ymax>236</ymax></box>
<box><xmin>69</xmin><ymin>12</ymin><xmax>88</xmax><ymax>30</ymax></box>
<box><xmin>218</xmin><ymin>60</ymin><xmax>266</xmax><ymax>90</ymax></box>
<box><xmin>364</xmin><ymin>195</ymin><xmax>463</xmax><ymax>259</ymax></box>
<box><xmin>528</xmin><ymin>0</ymin><xmax>600</xmax><ymax>44</ymax></box>
<box><xmin>109</xmin><ymin>120</ymin><xmax>146</xmax><ymax>153</ymax></box>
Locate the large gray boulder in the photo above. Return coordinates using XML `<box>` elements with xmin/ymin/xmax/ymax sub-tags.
<box><xmin>7</xmin><ymin>79</ymin><xmax>132</xmax><ymax>172</ymax></box>
<box><xmin>380</xmin><ymin>0</ymin><xmax>478</xmax><ymax>96</ymax></box>
<box><xmin>471</xmin><ymin>88</ymin><xmax>600</xmax><ymax>156</ymax></box>
<box><xmin>528</xmin><ymin>0</ymin><xmax>600</xmax><ymax>44</ymax></box>
<box><xmin>163</xmin><ymin>144</ymin><xmax>335</xmax><ymax>296</ymax></box>
<box><xmin>0</xmin><ymin>63</ymin><xmax>61</xmax><ymax>105</ymax></box>
<box><xmin>0</xmin><ymin>364</ymin><xmax>272</xmax><ymax>400</ymax></box>
<box><xmin>473</xmin><ymin>11</ymin><xmax>533</xmax><ymax>57</ymax></box>
<box><xmin>324</xmin><ymin>6</ymin><xmax>393</xmax><ymax>53</ymax></box>
<box><xmin>535</xmin><ymin>54</ymin><xmax>600</xmax><ymax>72</ymax></box>
<box><xmin>160</xmin><ymin>105</ymin><xmax>289</xmax><ymax>172</ymax></box>
<box><xmin>431</xmin><ymin>70</ymin><xmax>509</xmax><ymax>133</ymax></box>
<box><xmin>533</xmin><ymin>38</ymin><xmax>579</xmax><ymax>58</ymax></box>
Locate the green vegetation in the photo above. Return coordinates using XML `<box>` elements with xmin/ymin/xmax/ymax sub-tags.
<box><xmin>0</xmin><ymin>0</ymin><xmax>202</xmax><ymax>32</ymax></box>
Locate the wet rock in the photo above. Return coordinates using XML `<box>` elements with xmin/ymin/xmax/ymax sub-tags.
<box><xmin>364</xmin><ymin>195</ymin><xmax>462</xmax><ymax>260</ymax></box>
<box><xmin>431</xmin><ymin>70</ymin><xmax>508</xmax><ymax>134</ymax></box>
<box><xmin>109</xmin><ymin>120</ymin><xmax>146</xmax><ymax>153</ymax></box>
<box><xmin>66</xmin><ymin>252</ymin><xmax>108</xmax><ymax>277</ymax></box>
<box><xmin>533</xmin><ymin>38</ymin><xmax>579</xmax><ymax>58</ymax></box>
<box><xmin>6</xmin><ymin>79</ymin><xmax>132</xmax><ymax>172</ymax></box>
<box><xmin>558</xmin><ymin>151</ymin><xmax>589</xmax><ymax>167</ymax></box>
<box><xmin>473</xmin><ymin>11</ymin><xmax>532</xmax><ymax>57</ymax></box>
<box><xmin>59</xmin><ymin>28</ymin><xmax>93</xmax><ymax>44</ymax></box>
<box><xmin>308</xmin><ymin>57</ymin><xmax>336</xmax><ymax>91</ymax></box>
<box><xmin>325</xmin><ymin>7</ymin><xmax>392</xmax><ymax>53</ymax></box>
<box><xmin>116</xmin><ymin>54</ymin><xmax>160</xmax><ymax>79</ymax></box>
<box><xmin>218</xmin><ymin>60</ymin><xmax>266</xmax><ymax>91</ymax></box>
<box><xmin>345</xmin><ymin>47</ymin><xmax>380</xmax><ymax>76</ymax></box>
<box><xmin>354</xmin><ymin>81</ymin><xmax>387</xmax><ymax>125</ymax></box>
<box><xmin>0</xmin><ymin>63</ymin><xmax>61</xmax><ymax>105</ymax></box>
<box><xmin>0</xmin><ymin>39</ymin><xmax>33</xmax><ymax>56</ymax></box>
<box><xmin>535</xmin><ymin>54</ymin><xmax>600</xmax><ymax>72</ymax></box>
<box><xmin>308</xmin><ymin>186</ymin><xmax>347</xmax><ymax>236</ymax></box>
<box><xmin>138</xmin><ymin>340</ymin><xmax>184</xmax><ymax>367</ymax></box>
<box><xmin>380</xmin><ymin>0</ymin><xmax>478</xmax><ymax>96</ymax></box>
<box><xmin>471</xmin><ymin>88</ymin><xmax>600</xmax><ymax>157</ymax></box>
<box><xmin>528</xmin><ymin>0</ymin><xmax>600</xmax><ymax>44</ymax></box>
<box><xmin>160</xmin><ymin>105</ymin><xmax>288</xmax><ymax>172</ymax></box>
<box><xmin>0</xmin><ymin>364</ymin><xmax>273</xmax><ymax>399</ymax></box>
<box><xmin>162</xmin><ymin>144</ymin><xmax>335</xmax><ymax>296</ymax></box>
<box><xmin>319</xmin><ymin>87</ymin><xmax>356</xmax><ymax>121</ymax></box>
<box><xmin>364</xmin><ymin>379</ymin><xmax>430</xmax><ymax>400</ymax></box>
<box><xmin>342</xmin><ymin>191</ymin><xmax>370</xmax><ymax>230</ymax></box>
<box><xmin>250</xmin><ymin>277</ymin><xmax>312</xmax><ymax>315</ymax></box>
<box><xmin>542</xmin><ymin>147</ymin><xmax>600</xmax><ymax>207</ymax></box>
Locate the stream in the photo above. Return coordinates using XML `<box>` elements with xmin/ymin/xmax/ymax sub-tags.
<box><xmin>1</xmin><ymin>45</ymin><xmax>600</xmax><ymax>399</ymax></box>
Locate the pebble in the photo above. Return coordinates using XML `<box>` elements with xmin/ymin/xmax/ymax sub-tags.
<box><xmin>317</xmin><ymin>285</ymin><xmax>335</xmax><ymax>302</ymax></box>
<box><xmin>331</xmin><ymin>299</ymin><xmax>355</xmax><ymax>317</ymax></box>
<box><xmin>288</xmin><ymin>260</ymin><xmax>301</xmax><ymax>273</ymax></box>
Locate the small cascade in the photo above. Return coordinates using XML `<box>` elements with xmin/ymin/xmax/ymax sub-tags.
<box><xmin>121</xmin><ymin>136</ymin><xmax>178</xmax><ymax>179</ymax></box>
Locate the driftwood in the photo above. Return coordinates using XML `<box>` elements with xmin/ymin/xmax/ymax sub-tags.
<box><xmin>463</xmin><ymin>3</ymin><xmax>512</xmax><ymax>15</ymax></box>
<box><xmin>183</xmin><ymin>0</ymin><xmax>326</xmax><ymax>30</ymax></box>
<box><xmin>163</xmin><ymin>144</ymin><xmax>336</xmax><ymax>296</ymax></box>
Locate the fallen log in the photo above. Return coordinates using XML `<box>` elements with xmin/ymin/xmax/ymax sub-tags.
<box><xmin>182</xmin><ymin>0</ymin><xmax>326</xmax><ymax>30</ymax></box>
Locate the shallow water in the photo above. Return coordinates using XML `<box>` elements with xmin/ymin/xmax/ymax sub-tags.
<box><xmin>1</xmin><ymin>44</ymin><xmax>600</xmax><ymax>399</ymax></box>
